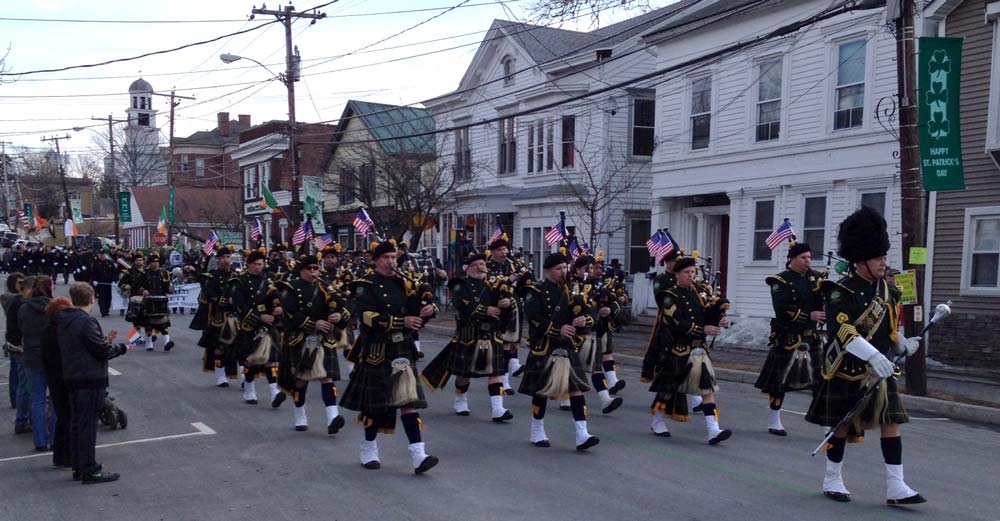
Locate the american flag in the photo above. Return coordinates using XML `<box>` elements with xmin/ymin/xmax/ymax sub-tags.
<box><xmin>765</xmin><ymin>219</ymin><xmax>796</xmax><ymax>250</ymax></box>
<box><xmin>646</xmin><ymin>230</ymin><xmax>663</xmax><ymax>257</ymax></box>
<box><xmin>353</xmin><ymin>208</ymin><xmax>375</xmax><ymax>236</ymax></box>
<box><xmin>202</xmin><ymin>229</ymin><xmax>219</xmax><ymax>255</ymax></box>
<box><xmin>544</xmin><ymin>221</ymin><xmax>565</xmax><ymax>245</ymax></box>
<box><xmin>488</xmin><ymin>222</ymin><xmax>503</xmax><ymax>244</ymax></box>
<box><xmin>313</xmin><ymin>234</ymin><xmax>332</xmax><ymax>250</ymax></box>
<box><xmin>17</xmin><ymin>209</ymin><xmax>29</xmax><ymax>230</ymax></box>
<box><xmin>250</xmin><ymin>218</ymin><xmax>262</xmax><ymax>242</ymax></box>
<box><xmin>656</xmin><ymin>232</ymin><xmax>676</xmax><ymax>264</ymax></box>
<box><xmin>292</xmin><ymin>219</ymin><xmax>314</xmax><ymax>245</ymax></box>
<box><xmin>569</xmin><ymin>240</ymin><xmax>582</xmax><ymax>261</ymax></box>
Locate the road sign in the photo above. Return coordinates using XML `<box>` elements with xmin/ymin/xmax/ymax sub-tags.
<box><xmin>153</xmin><ymin>232</ymin><xmax>167</xmax><ymax>246</ymax></box>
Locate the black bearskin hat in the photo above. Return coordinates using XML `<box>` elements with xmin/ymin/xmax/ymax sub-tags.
<box><xmin>787</xmin><ymin>242</ymin><xmax>811</xmax><ymax>259</ymax></box>
<box><xmin>837</xmin><ymin>206</ymin><xmax>890</xmax><ymax>263</ymax></box>
<box><xmin>673</xmin><ymin>257</ymin><xmax>697</xmax><ymax>273</ymax></box>
<box><xmin>543</xmin><ymin>252</ymin><xmax>567</xmax><ymax>270</ymax></box>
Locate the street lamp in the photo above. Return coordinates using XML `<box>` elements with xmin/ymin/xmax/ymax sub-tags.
<box><xmin>220</xmin><ymin>52</ymin><xmax>301</xmax><ymax>230</ymax></box>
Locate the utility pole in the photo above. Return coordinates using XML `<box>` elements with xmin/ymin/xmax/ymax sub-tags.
<box><xmin>250</xmin><ymin>3</ymin><xmax>326</xmax><ymax>229</ymax></box>
<box><xmin>154</xmin><ymin>89</ymin><xmax>193</xmax><ymax>246</ymax></box>
<box><xmin>895</xmin><ymin>0</ymin><xmax>927</xmax><ymax>395</ymax></box>
<box><xmin>0</xmin><ymin>140</ymin><xmax>11</xmax><ymax>223</ymax></box>
<box><xmin>92</xmin><ymin>115</ymin><xmax>127</xmax><ymax>244</ymax></box>
<box><xmin>41</xmin><ymin>134</ymin><xmax>73</xmax><ymax>241</ymax></box>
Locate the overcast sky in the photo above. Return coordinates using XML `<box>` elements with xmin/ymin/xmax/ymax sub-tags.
<box><xmin>0</xmin><ymin>0</ymin><xmax>663</xmax><ymax>166</ymax></box>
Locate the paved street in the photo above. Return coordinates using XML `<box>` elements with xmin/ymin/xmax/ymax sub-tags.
<box><xmin>0</xmin><ymin>284</ymin><xmax>997</xmax><ymax>521</ymax></box>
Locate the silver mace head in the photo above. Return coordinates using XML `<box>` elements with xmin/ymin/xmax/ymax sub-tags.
<box><xmin>930</xmin><ymin>300</ymin><xmax>952</xmax><ymax>324</ymax></box>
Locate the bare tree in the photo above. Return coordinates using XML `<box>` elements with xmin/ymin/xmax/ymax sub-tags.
<box><xmin>526</xmin><ymin>0</ymin><xmax>654</xmax><ymax>25</ymax></box>
<box><xmin>557</xmin><ymin>116</ymin><xmax>645</xmax><ymax>250</ymax></box>
<box><xmin>171</xmin><ymin>192</ymin><xmax>245</xmax><ymax>244</ymax></box>
<box><xmin>90</xmin><ymin>125</ymin><xmax>167</xmax><ymax>188</ymax></box>
<box><xmin>12</xmin><ymin>147</ymin><xmax>65</xmax><ymax>219</ymax></box>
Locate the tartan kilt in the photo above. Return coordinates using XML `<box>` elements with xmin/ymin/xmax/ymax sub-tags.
<box><xmin>517</xmin><ymin>342</ymin><xmax>590</xmax><ymax>397</ymax></box>
<box><xmin>340</xmin><ymin>338</ymin><xmax>427</xmax><ymax>415</ymax></box>
<box><xmin>285</xmin><ymin>338</ymin><xmax>341</xmax><ymax>382</ymax></box>
<box><xmin>421</xmin><ymin>337</ymin><xmax>507</xmax><ymax>390</ymax></box>
<box><xmin>806</xmin><ymin>372</ymin><xmax>909</xmax><ymax>429</ymax></box>
<box><xmin>650</xmin><ymin>392</ymin><xmax>690</xmax><ymax>423</ymax></box>
<box><xmin>189</xmin><ymin>303</ymin><xmax>208</xmax><ymax>331</ymax></box>
<box><xmin>647</xmin><ymin>349</ymin><xmax>691</xmax><ymax>395</ymax></box>
<box><xmin>144</xmin><ymin>314</ymin><xmax>171</xmax><ymax>332</ymax></box>
<box><xmin>236</xmin><ymin>330</ymin><xmax>280</xmax><ymax>366</ymax></box>
<box><xmin>754</xmin><ymin>334</ymin><xmax>822</xmax><ymax>395</ymax></box>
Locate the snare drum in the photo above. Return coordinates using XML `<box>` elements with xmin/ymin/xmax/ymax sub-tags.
<box><xmin>144</xmin><ymin>295</ymin><xmax>169</xmax><ymax>318</ymax></box>
<box><xmin>125</xmin><ymin>296</ymin><xmax>145</xmax><ymax>324</ymax></box>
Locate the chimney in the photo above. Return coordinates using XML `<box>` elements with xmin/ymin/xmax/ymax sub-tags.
<box><xmin>238</xmin><ymin>114</ymin><xmax>251</xmax><ymax>127</ymax></box>
<box><xmin>217</xmin><ymin>112</ymin><xmax>230</xmax><ymax>137</ymax></box>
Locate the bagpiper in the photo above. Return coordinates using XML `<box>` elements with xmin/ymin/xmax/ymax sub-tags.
<box><xmin>485</xmin><ymin>234</ymin><xmax>523</xmax><ymax>394</ymax></box>
<box><xmin>275</xmin><ymin>249</ymin><xmax>350</xmax><ymax>434</ymax></box>
<box><xmin>231</xmin><ymin>249</ymin><xmax>286</xmax><ymax>408</ymax></box>
<box><xmin>421</xmin><ymin>249</ymin><xmax>513</xmax><ymax>422</ymax></box>
<box><xmin>339</xmin><ymin>238</ymin><xmax>440</xmax><ymax>473</ymax></box>
<box><xmin>195</xmin><ymin>246</ymin><xmax>238</xmax><ymax>386</ymax></box>
<box><xmin>119</xmin><ymin>252</ymin><xmax>148</xmax><ymax>340</ymax></box>
<box><xmin>754</xmin><ymin>241</ymin><xmax>825</xmax><ymax>436</ymax></box>
<box><xmin>805</xmin><ymin>207</ymin><xmax>924</xmax><ymax>505</ymax></box>
<box><xmin>518</xmin><ymin>251</ymin><xmax>600</xmax><ymax>451</ymax></box>
<box><xmin>568</xmin><ymin>252</ymin><xmax>623</xmax><ymax>415</ymax></box>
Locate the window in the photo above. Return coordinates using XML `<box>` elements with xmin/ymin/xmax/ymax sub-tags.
<box><xmin>632</xmin><ymin>97</ymin><xmax>655</xmax><ymax>157</ymax></box>
<box><xmin>243</xmin><ymin>167</ymin><xmax>258</xmax><ymax>200</ymax></box>
<box><xmin>502</xmin><ymin>56</ymin><xmax>515</xmax><ymax>85</ymax></box>
<box><xmin>802</xmin><ymin>196</ymin><xmax>826</xmax><ymax>262</ymax></box>
<box><xmin>691</xmin><ymin>76</ymin><xmax>712</xmax><ymax>150</ymax></box>
<box><xmin>339</xmin><ymin>167</ymin><xmax>356</xmax><ymax>205</ymax></box>
<box><xmin>453</xmin><ymin>128</ymin><xmax>471</xmax><ymax>180</ymax></box>
<box><xmin>756</xmin><ymin>59</ymin><xmax>782</xmax><ymax>141</ymax></box>
<box><xmin>498</xmin><ymin>117</ymin><xmax>516</xmax><ymax>175</ymax></box>
<box><xmin>753</xmin><ymin>200</ymin><xmax>775</xmax><ymax>261</ymax></box>
<box><xmin>138</xmin><ymin>113</ymin><xmax>150</xmax><ymax>127</ymax></box>
<box><xmin>359</xmin><ymin>163</ymin><xmax>376</xmax><ymax>196</ymax></box>
<box><xmin>561</xmin><ymin>115</ymin><xmax>575</xmax><ymax>168</ymax></box>
<box><xmin>861</xmin><ymin>191</ymin><xmax>886</xmax><ymax>216</ymax></box>
<box><xmin>970</xmin><ymin>216</ymin><xmax>1000</xmax><ymax>288</ymax></box>
<box><xmin>834</xmin><ymin>40</ymin><xmax>866</xmax><ymax>130</ymax></box>
<box><xmin>522</xmin><ymin>227</ymin><xmax>552</xmax><ymax>274</ymax></box>
<box><xmin>180</xmin><ymin>154</ymin><xmax>189</xmax><ymax>174</ymax></box>
<box><xmin>139</xmin><ymin>97</ymin><xmax>146</xmax><ymax>110</ymax></box>
<box><xmin>628</xmin><ymin>218</ymin><xmax>652</xmax><ymax>273</ymax></box>
<box><xmin>526</xmin><ymin>123</ymin><xmax>535</xmax><ymax>174</ymax></box>
<box><xmin>536</xmin><ymin>123</ymin><xmax>545</xmax><ymax>172</ymax></box>
<box><xmin>195</xmin><ymin>159</ymin><xmax>205</xmax><ymax>177</ymax></box>
<box><xmin>132</xmin><ymin>96</ymin><xmax>137</xmax><ymax>109</ymax></box>
<box><xmin>546</xmin><ymin>121</ymin><xmax>555</xmax><ymax>170</ymax></box>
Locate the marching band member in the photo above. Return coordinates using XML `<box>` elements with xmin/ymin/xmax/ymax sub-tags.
<box><xmin>231</xmin><ymin>249</ymin><xmax>285</xmax><ymax>408</ymax></box>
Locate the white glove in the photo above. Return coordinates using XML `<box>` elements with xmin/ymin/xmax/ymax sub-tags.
<box><xmin>845</xmin><ymin>336</ymin><xmax>895</xmax><ymax>378</ymax></box>
<box><xmin>895</xmin><ymin>330</ymin><xmax>920</xmax><ymax>357</ymax></box>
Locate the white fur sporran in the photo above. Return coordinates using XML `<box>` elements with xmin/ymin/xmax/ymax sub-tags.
<box><xmin>780</xmin><ymin>342</ymin><xmax>813</xmax><ymax>390</ymax></box>
<box><xmin>537</xmin><ymin>348</ymin><xmax>586</xmax><ymax>400</ymax></box>
<box><xmin>390</xmin><ymin>357</ymin><xmax>419</xmax><ymax>407</ymax></box>
<box><xmin>501</xmin><ymin>307</ymin><xmax>520</xmax><ymax>343</ymax></box>
<box><xmin>217</xmin><ymin>316</ymin><xmax>240</xmax><ymax>346</ymax></box>
<box><xmin>679</xmin><ymin>347</ymin><xmax>719</xmax><ymax>395</ymax></box>
<box><xmin>577</xmin><ymin>333</ymin><xmax>598</xmax><ymax>374</ymax></box>
<box><xmin>245</xmin><ymin>330</ymin><xmax>273</xmax><ymax>366</ymax></box>
<box><xmin>298</xmin><ymin>335</ymin><xmax>327</xmax><ymax>381</ymax></box>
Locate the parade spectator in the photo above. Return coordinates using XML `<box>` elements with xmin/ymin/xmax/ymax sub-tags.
<box><xmin>6</xmin><ymin>274</ymin><xmax>33</xmax><ymax>434</ymax></box>
<box><xmin>59</xmin><ymin>282</ymin><xmax>128</xmax><ymax>484</ymax></box>
<box><xmin>18</xmin><ymin>275</ymin><xmax>55</xmax><ymax>451</ymax></box>
<box><xmin>43</xmin><ymin>296</ymin><xmax>74</xmax><ymax>468</ymax></box>
<box><xmin>3</xmin><ymin>272</ymin><xmax>26</xmax><ymax>409</ymax></box>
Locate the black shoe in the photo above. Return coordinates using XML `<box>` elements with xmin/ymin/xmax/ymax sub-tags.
<box><xmin>824</xmin><ymin>491</ymin><xmax>851</xmax><ymax>503</ymax></box>
<box><xmin>101</xmin><ymin>313</ymin><xmax>109</xmax><ymax>317</ymax></box>
<box><xmin>294</xmin><ymin>425</ymin><xmax>308</xmax><ymax>432</ymax></box>
<box><xmin>414</xmin><ymin>455</ymin><xmax>439</xmax><ymax>475</ymax></box>
<box><xmin>709</xmin><ymin>429</ymin><xmax>732</xmax><ymax>445</ymax></box>
<box><xmin>692</xmin><ymin>403</ymin><xmax>704</xmax><ymax>413</ymax></box>
<box><xmin>82</xmin><ymin>470</ymin><xmax>120</xmax><ymax>485</ymax></box>
<box><xmin>245</xmin><ymin>399</ymin><xmax>258</xmax><ymax>405</ymax></box>
<box><xmin>559</xmin><ymin>404</ymin><xmax>571</xmax><ymax>412</ymax></box>
<box><xmin>608</xmin><ymin>380</ymin><xmax>626</xmax><ymax>395</ymax></box>
<box><xmin>271</xmin><ymin>392</ymin><xmax>286</xmax><ymax>408</ymax></box>
<box><xmin>72</xmin><ymin>470</ymin><xmax>82</xmax><ymax>481</ymax></box>
<box><xmin>34</xmin><ymin>446</ymin><xmax>51</xmax><ymax>453</ymax></box>
<box><xmin>768</xmin><ymin>428</ymin><xmax>788</xmax><ymax>437</ymax></box>
<box><xmin>532</xmin><ymin>440</ymin><xmax>550</xmax><ymax>448</ymax></box>
<box><xmin>651</xmin><ymin>429</ymin><xmax>671</xmax><ymax>438</ymax></box>
<box><xmin>362</xmin><ymin>460</ymin><xmax>381</xmax><ymax>470</ymax></box>
<box><xmin>14</xmin><ymin>424</ymin><xmax>32</xmax><ymax>434</ymax></box>
<box><xmin>887</xmin><ymin>494</ymin><xmax>926</xmax><ymax>506</ymax></box>
<box><xmin>492</xmin><ymin>410</ymin><xmax>514</xmax><ymax>423</ymax></box>
<box><xmin>217</xmin><ymin>382</ymin><xmax>229</xmax><ymax>388</ymax></box>
<box><xmin>328</xmin><ymin>415</ymin><xmax>346</xmax><ymax>435</ymax></box>
<box><xmin>163</xmin><ymin>341</ymin><xmax>174</xmax><ymax>352</ymax></box>
<box><xmin>576</xmin><ymin>436</ymin><xmax>600</xmax><ymax>452</ymax></box>
<box><xmin>511</xmin><ymin>366</ymin><xmax>525</xmax><ymax>377</ymax></box>
<box><xmin>455</xmin><ymin>410</ymin><xmax>470</xmax><ymax>417</ymax></box>
<box><xmin>503</xmin><ymin>388</ymin><xmax>516</xmax><ymax>396</ymax></box>
<box><xmin>601</xmin><ymin>396</ymin><xmax>623</xmax><ymax>415</ymax></box>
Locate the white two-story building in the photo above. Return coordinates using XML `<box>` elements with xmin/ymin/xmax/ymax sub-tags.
<box><xmin>642</xmin><ymin>0</ymin><xmax>902</xmax><ymax>321</ymax></box>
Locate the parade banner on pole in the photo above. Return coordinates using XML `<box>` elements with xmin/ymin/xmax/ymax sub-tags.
<box><xmin>303</xmin><ymin>176</ymin><xmax>325</xmax><ymax>231</ymax></box>
<box><xmin>118</xmin><ymin>192</ymin><xmax>132</xmax><ymax>222</ymax></box>
<box><xmin>918</xmin><ymin>37</ymin><xmax>966</xmax><ymax>191</ymax></box>
<box><xmin>111</xmin><ymin>282</ymin><xmax>201</xmax><ymax>310</ymax></box>
<box><xmin>168</xmin><ymin>185</ymin><xmax>176</xmax><ymax>223</ymax></box>
<box><xmin>70</xmin><ymin>198</ymin><xmax>83</xmax><ymax>224</ymax></box>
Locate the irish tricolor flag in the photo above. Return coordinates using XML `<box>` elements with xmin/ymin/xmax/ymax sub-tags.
<box><xmin>157</xmin><ymin>207</ymin><xmax>168</xmax><ymax>235</ymax></box>
<box><xmin>261</xmin><ymin>184</ymin><xmax>279</xmax><ymax>212</ymax></box>
<box><xmin>126</xmin><ymin>327</ymin><xmax>142</xmax><ymax>344</ymax></box>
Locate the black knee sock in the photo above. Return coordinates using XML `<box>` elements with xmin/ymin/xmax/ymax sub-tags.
<box><xmin>244</xmin><ymin>368</ymin><xmax>256</xmax><ymax>383</ymax></box>
<box><xmin>401</xmin><ymin>412</ymin><xmax>422</xmax><ymax>444</ymax></box>
<box><xmin>769</xmin><ymin>392</ymin><xmax>785</xmax><ymax>411</ymax></box>
<box><xmin>488</xmin><ymin>382</ymin><xmax>502</xmax><ymax>397</ymax></box>
<box><xmin>591</xmin><ymin>373</ymin><xmax>608</xmax><ymax>392</ymax></box>
<box><xmin>364</xmin><ymin>422</ymin><xmax>379</xmax><ymax>442</ymax></box>
<box><xmin>826</xmin><ymin>436</ymin><xmax>847</xmax><ymax>463</ymax></box>
<box><xmin>531</xmin><ymin>395</ymin><xmax>547</xmax><ymax>420</ymax></box>
<box><xmin>881</xmin><ymin>436</ymin><xmax>902</xmax><ymax>465</ymax></box>
<box><xmin>601</xmin><ymin>359</ymin><xmax>615</xmax><ymax>372</ymax></box>
<box><xmin>320</xmin><ymin>382</ymin><xmax>337</xmax><ymax>407</ymax></box>
<box><xmin>265</xmin><ymin>367</ymin><xmax>277</xmax><ymax>384</ymax></box>
<box><xmin>293</xmin><ymin>385</ymin><xmax>307</xmax><ymax>407</ymax></box>
<box><xmin>569</xmin><ymin>394</ymin><xmax>587</xmax><ymax>421</ymax></box>
<box><xmin>455</xmin><ymin>381</ymin><xmax>470</xmax><ymax>394</ymax></box>
<box><xmin>701</xmin><ymin>402</ymin><xmax>717</xmax><ymax>417</ymax></box>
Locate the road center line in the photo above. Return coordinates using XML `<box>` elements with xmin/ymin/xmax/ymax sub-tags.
<box><xmin>108</xmin><ymin>367</ymin><xmax>122</xmax><ymax>376</ymax></box>
<box><xmin>0</xmin><ymin>422</ymin><xmax>216</xmax><ymax>463</ymax></box>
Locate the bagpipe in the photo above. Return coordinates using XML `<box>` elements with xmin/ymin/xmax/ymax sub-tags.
<box><xmin>397</xmin><ymin>268</ymin><xmax>436</xmax><ymax>326</ymax></box>
<box><xmin>691</xmin><ymin>251</ymin><xmax>730</xmax><ymax>331</ymax></box>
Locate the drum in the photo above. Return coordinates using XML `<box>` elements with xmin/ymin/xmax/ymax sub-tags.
<box><xmin>125</xmin><ymin>296</ymin><xmax>145</xmax><ymax>324</ymax></box>
<box><xmin>144</xmin><ymin>295</ymin><xmax>169</xmax><ymax>319</ymax></box>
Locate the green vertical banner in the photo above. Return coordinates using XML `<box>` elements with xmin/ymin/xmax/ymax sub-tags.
<box><xmin>23</xmin><ymin>204</ymin><xmax>33</xmax><ymax>227</ymax></box>
<box><xmin>118</xmin><ymin>191</ymin><xmax>132</xmax><ymax>222</ymax></box>
<box><xmin>302</xmin><ymin>176</ymin><xmax>325</xmax><ymax>231</ymax></box>
<box><xmin>918</xmin><ymin>37</ymin><xmax>966</xmax><ymax>191</ymax></box>
<box><xmin>168</xmin><ymin>185</ymin><xmax>176</xmax><ymax>223</ymax></box>
<box><xmin>70</xmin><ymin>198</ymin><xmax>83</xmax><ymax>223</ymax></box>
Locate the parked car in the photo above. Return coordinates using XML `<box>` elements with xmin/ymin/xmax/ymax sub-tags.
<box><xmin>1</xmin><ymin>232</ymin><xmax>21</xmax><ymax>248</ymax></box>
<box><xmin>0</xmin><ymin>223</ymin><xmax>11</xmax><ymax>233</ymax></box>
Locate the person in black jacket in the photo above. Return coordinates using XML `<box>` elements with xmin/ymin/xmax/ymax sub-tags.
<box><xmin>42</xmin><ymin>296</ymin><xmax>74</xmax><ymax>469</ymax></box>
<box><xmin>90</xmin><ymin>249</ymin><xmax>119</xmax><ymax>317</ymax></box>
<box><xmin>6</xmin><ymin>274</ymin><xmax>33</xmax><ymax>434</ymax></box>
<box><xmin>58</xmin><ymin>282</ymin><xmax>128</xmax><ymax>484</ymax></box>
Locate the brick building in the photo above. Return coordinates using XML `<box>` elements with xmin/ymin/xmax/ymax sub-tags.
<box><xmin>171</xmin><ymin>112</ymin><xmax>252</xmax><ymax>189</ymax></box>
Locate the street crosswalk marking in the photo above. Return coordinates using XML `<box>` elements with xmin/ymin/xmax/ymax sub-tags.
<box><xmin>0</xmin><ymin>422</ymin><xmax>217</xmax><ymax>463</ymax></box>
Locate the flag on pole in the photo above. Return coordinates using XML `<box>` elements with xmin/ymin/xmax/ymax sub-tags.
<box><xmin>116</xmin><ymin>258</ymin><xmax>132</xmax><ymax>271</ymax></box>
<box><xmin>261</xmin><ymin>184</ymin><xmax>279</xmax><ymax>211</ymax></box>
<box><xmin>157</xmin><ymin>206</ymin><xmax>168</xmax><ymax>235</ymax></box>
<box><xmin>569</xmin><ymin>240</ymin><xmax>582</xmax><ymax>261</ymax></box>
<box><xmin>292</xmin><ymin>219</ymin><xmax>313</xmax><ymax>245</ymax></box>
<box><xmin>18</xmin><ymin>209</ymin><xmax>29</xmax><ymax>230</ymax></box>
<box><xmin>765</xmin><ymin>219</ymin><xmax>796</xmax><ymax>250</ymax></box>
<box><xmin>125</xmin><ymin>327</ymin><xmax>142</xmax><ymax>344</ymax></box>
<box><xmin>313</xmin><ymin>234</ymin><xmax>332</xmax><ymax>250</ymax></box>
<box><xmin>250</xmin><ymin>218</ymin><xmax>262</xmax><ymax>242</ymax></box>
<box><xmin>544</xmin><ymin>221</ymin><xmax>566</xmax><ymax>245</ymax></box>
<box><xmin>646</xmin><ymin>231</ymin><xmax>663</xmax><ymax>257</ymax></box>
<box><xmin>64</xmin><ymin>219</ymin><xmax>78</xmax><ymax>237</ymax></box>
<box><xmin>655</xmin><ymin>232</ymin><xmax>676</xmax><ymax>264</ymax></box>
<box><xmin>203</xmin><ymin>229</ymin><xmax>220</xmax><ymax>255</ymax></box>
<box><xmin>353</xmin><ymin>208</ymin><xmax>375</xmax><ymax>236</ymax></box>
<box><xmin>488</xmin><ymin>222</ymin><xmax>503</xmax><ymax>244</ymax></box>
<box><xmin>32</xmin><ymin>207</ymin><xmax>46</xmax><ymax>232</ymax></box>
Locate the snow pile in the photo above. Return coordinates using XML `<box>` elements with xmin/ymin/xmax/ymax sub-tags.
<box><xmin>716</xmin><ymin>316</ymin><xmax>771</xmax><ymax>351</ymax></box>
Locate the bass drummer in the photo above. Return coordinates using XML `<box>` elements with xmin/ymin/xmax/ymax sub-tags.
<box><xmin>140</xmin><ymin>252</ymin><xmax>174</xmax><ymax>352</ymax></box>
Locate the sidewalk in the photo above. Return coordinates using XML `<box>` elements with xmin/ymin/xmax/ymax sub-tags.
<box><xmin>425</xmin><ymin>309</ymin><xmax>1000</xmax><ymax>426</ymax></box>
